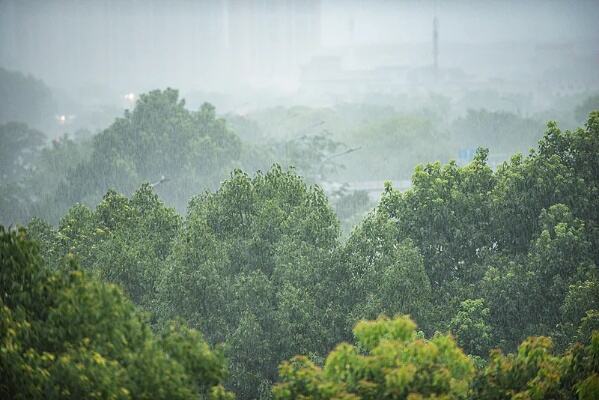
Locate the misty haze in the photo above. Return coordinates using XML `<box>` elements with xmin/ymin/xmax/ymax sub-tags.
<box><xmin>1</xmin><ymin>1</ymin><xmax>598</xmax><ymax>399</ymax></box>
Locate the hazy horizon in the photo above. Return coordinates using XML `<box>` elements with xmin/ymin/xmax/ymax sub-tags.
<box><xmin>1</xmin><ymin>0</ymin><xmax>597</xmax><ymax>100</ymax></box>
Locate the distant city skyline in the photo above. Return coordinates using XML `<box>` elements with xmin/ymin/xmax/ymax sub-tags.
<box><xmin>0</xmin><ymin>0</ymin><xmax>597</xmax><ymax>96</ymax></box>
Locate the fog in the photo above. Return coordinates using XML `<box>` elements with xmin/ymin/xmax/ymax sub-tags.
<box><xmin>1</xmin><ymin>0</ymin><xmax>598</xmax><ymax>225</ymax></box>
<box><xmin>2</xmin><ymin>0</ymin><xmax>597</xmax><ymax>109</ymax></box>
<box><xmin>2</xmin><ymin>3</ymin><xmax>599</xmax><ymax>399</ymax></box>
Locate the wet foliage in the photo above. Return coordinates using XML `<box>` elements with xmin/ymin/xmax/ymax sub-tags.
<box><xmin>1</xmin><ymin>90</ymin><xmax>598</xmax><ymax>398</ymax></box>
<box><xmin>0</xmin><ymin>227</ymin><xmax>232</xmax><ymax>400</ymax></box>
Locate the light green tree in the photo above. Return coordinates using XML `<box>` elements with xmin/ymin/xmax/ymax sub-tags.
<box><xmin>273</xmin><ymin>315</ymin><xmax>475</xmax><ymax>400</ymax></box>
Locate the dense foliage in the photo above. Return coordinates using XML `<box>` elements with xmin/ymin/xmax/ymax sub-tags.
<box><xmin>1</xmin><ymin>83</ymin><xmax>598</xmax><ymax>398</ymax></box>
<box><xmin>158</xmin><ymin>166</ymin><xmax>341</xmax><ymax>397</ymax></box>
<box><xmin>275</xmin><ymin>315</ymin><xmax>599</xmax><ymax>400</ymax></box>
<box><xmin>471</xmin><ymin>332</ymin><xmax>599</xmax><ymax>400</ymax></box>
<box><xmin>274</xmin><ymin>315</ymin><xmax>475</xmax><ymax>400</ymax></box>
<box><xmin>0</xmin><ymin>227</ymin><xmax>232</xmax><ymax>399</ymax></box>
<box><xmin>28</xmin><ymin>184</ymin><xmax>181</xmax><ymax>311</ymax></box>
<box><xmin>54</xmin><ymin>89</ymin><xmax>242</xmax><ymax>219</ymax></box>
<box><xmin>0</xmin><ymin>89</ymin><xmax>242</xmax><ymax>225</ymax></box>
<box><xmin>376</xmin><ymin>113</ymin><xmax>599</xmax><ymax>351</ymax></box>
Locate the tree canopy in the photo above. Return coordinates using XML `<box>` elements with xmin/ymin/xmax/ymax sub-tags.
<box><xmin>5</xmin><ymin>101</ymin><xmax>599</xmax><ymax>398</ymax></box>
<box><xmin>274</xmin><ymin>315</ymin><xmax>475</xmax><ymax>400</ymax></box>
<box><xmin>0</xmin><ymin>227</ymin><xmax>232</xmax><ymax>400</ymax></box>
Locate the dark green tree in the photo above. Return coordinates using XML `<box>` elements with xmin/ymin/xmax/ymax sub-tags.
<box><xmin>449</xmin><ymin>299</ymin><xmax>494</xmax><ymax>359</ymax></box>
<box><xmin>27</xmin><ymin>184</ymin><xmax>181</xmax><ymax>311</ymax></box>
<box><xmin>338</xmin><ymin>211</ymin><xmax>433</xmax><ymax>334</ymax></box>
<box><xmin>158</xmin><ymin>166</ymin><xmax>340</xmax><ymax>398</ymax></box>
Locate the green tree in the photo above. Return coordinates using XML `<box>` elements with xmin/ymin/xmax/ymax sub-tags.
<box><xmin>526</xmin><ymin>205</ymin><xmax>596</xmax><ymax>333</ymax></box>
<box><xmin>27</xmin><ymin>184</ymin><xmax>181</xmax><ymax>311</ymax></box>
<box><xmin>449</xmin><ymin>299</ymin><xmax>494</xmax><ymax>358</ymax></box>
<box><xmin>492</xmin><ymin>114</ymin><xmax>599</xmax><ymax>256</ymax></box>
<box><xmin>338</xmin><ymin>211</ymin><xmax>433</xmax><ymax>334</ymax></box>
<box><xmin>479</xmin><ymin>258</ymin><xmax>538</xmax><ymax>351</ymax></box>
<box><xmin>379</xmin><ymin>148</ymin><xmax>494</xmax><ymax>287</ymax></box>
<box><xmin>0</xmin><ymin>226</ymin><xmax>232</xmax><ymax>399</ymax></box>
<box><xmin>159</xmin><ymin>166</ymin><xmax>340</xmax><ymax>398</ymax></box>
<box><xmin>377</xmin><ymin>149</ymin><xmax>494</xmax><ymax>331</ymax></box>
<box><xmin>472</xmin><ymin>336</ymin><xmax>568</xmax><ymax>399</ymax></box>
<box><xmin>564</xmin><ymin>331</ymin><xmax>599</xmax><ymax>400</ymax></box>
<box><xmin>273</xmin><ymin>315</ymin><xmax>475</xmax><ymax>400</ymax></box>
<box><xmin>480</xmin><ymin>204</ymin><xmax>597</xmax><ymax>351</ymax></box>
<box><xmin>472</xmin><ymin>331</ymin><xmax>599</xmax><ymax>400</ymax></box>
<box><xmin>48</xmin><ymin>89</ymin><xmax>241</xmax><ymax>222</ymax></box>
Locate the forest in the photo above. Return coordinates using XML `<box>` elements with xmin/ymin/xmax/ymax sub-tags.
<box><xmin>1</xmin><ymin>84</ymin><xmax>598</xmax><ymax>399</ymax></box>
<box><xmin>2</xmin><ymin>1</ymin><xmax>599</xmax><ymax>398</ymax></box>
